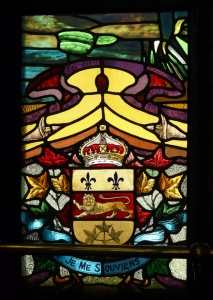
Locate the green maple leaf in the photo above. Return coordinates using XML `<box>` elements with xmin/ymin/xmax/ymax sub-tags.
<box><xmin>108</xmin><ymin>227</ymin><xmax>124</xmax><ymax>244</ymax></box>
<box><xmin>95</xmin><ymin>220</ymin><xmax>112</xmax><ymax>233</ymax></box>
<box><xmin>155</xmin><ymin>202</ymin><xmax>182</xmax><ymax>218</ymax></box>
<box><xmin>147</xmin><ymin>258</ymin><xmax>170</xmax><ymax>276</ymax></box>
<box><xmin>35</xmin><ymin>258</ymin><xmax>57</xmax><ymax>273</ymax></box>
<box><xmin>30</xmin><ymin>201</ymin><xmax>51</xmax><ymax>217</ymax></box>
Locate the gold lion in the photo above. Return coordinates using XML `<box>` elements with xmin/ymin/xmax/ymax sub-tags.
<box><xmin>73</xmin><ymin>194</ymin><xmax>133</xmax><ymax>219</ymax></box>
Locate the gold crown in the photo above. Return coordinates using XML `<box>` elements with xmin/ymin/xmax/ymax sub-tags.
<box><xmin>80</xmin><ymin>132</ymin><xmax>128</xmax><ymax>167</ymax></box>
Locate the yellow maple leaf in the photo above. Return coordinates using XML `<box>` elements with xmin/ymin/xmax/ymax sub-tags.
<box><xmin>158</xmin><ymin>173</ymin><xmax>183</xmax><ymax>199</ymax></box>
<box><xmin>136</xmin><ymin>172</ymin><xmax>155</xmax><ymax>194</ymax></box>
<box><xmin>26</xmin><ymin>172</ymin><xmax>49</xmax><ymax>199</ymax></box>
<box><xmin>51</xmin><ymin>174</ymin><xmax>70</xmax><ymax>193</ymax></box>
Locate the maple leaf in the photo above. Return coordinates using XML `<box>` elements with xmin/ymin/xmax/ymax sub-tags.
<box><xmin>147</xmin><ymin>258</ymin><xmax>170</xmax><ymax>276</ymax></box>
<box><xmin>143</xmin><ymin>148</ymin><xmax>172</xmax><ymax>168</ymax></box>
<box><xmin>136</xmin><ymin>205</ymin><xmax>152</xmax><ymax>227</ymax></box>
<box><xmin>26</xmin><ymin>172</ymin><xmax>49</xmax><ymax>199</ymax></box>
<box><xmin>95</xmin><ymin>221</ymin><xmax>112</xmax><ymax>233</ymax></box>
<box><xmin>136</xmin><ymin>172</ymin><xmax>155</xmax><ymax>194</ymax></box>
<box><xmin>84</xmin><ymin>227</ymin><xmax>99</xmax><ymax>244</ymax></box>
<box><xmin>38</xmin><ymin>148</ymin><xmax>68</xmax><ymax>166</ymax></box>
<box><xmin>158</xmin><ymin>173</ymin><xmax>183</xmax><ymax>199</ymax></box>
<box><xmin>155</xmin><ymin>202</ymin><xmax>182</xmax><ymax>219</ymax></box>
<box><xmin>35</xmin><ymin>257</ymin><xmax>57</xmax><ymax>273</ymax></box>
<box><xmin>51</xmin><ymin>174</ymin><xmax>70</xmax><ymax>193</ymax></box>
<box><xmin>30</xmin><ymin>201</ymin><xmax>51</xmax><ymax>217</ymax></box>
<box><xmin>108</xmin><ymin>227</ymin><xmax>124</xmax><ymax>244</ymax></box>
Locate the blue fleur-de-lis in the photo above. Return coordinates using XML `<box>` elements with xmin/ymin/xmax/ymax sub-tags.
<box><xmin>81</xmin><ymin>172</ymin><xmax>96</xmax><ymax>190</ymax></box>
<box><xmin>107</xmin><ymin>171</ymin><xmax>124</xmax><ymax>190</ymax></box>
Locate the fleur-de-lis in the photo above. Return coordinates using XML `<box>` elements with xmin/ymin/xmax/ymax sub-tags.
<box><xmin>107</xmin><ymin>171</ymin><xmax>124</xmax><ymax>190</ymax></box>
<box><xmin>81</xmin><ymin>172</ymin><xmax>96</xmax><ymax>190</ymax></box>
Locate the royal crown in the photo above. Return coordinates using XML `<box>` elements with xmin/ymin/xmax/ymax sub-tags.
<box><xmin>80</xmin><ymin>132</ymin><xmax>128</xmax><ymax>167</ymax></box>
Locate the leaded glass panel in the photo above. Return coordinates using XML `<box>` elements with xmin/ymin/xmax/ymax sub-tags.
<box><xmin>21</xmin><ymin>10</ymin><xmax>189</xmax><ymax>296</ymax></box>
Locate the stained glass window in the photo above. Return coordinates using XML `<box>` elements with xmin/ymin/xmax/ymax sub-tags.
<box><xmin>20</xmin><ymin>8</ymin><xmax>190</xmax><ymax>298</ymax></box>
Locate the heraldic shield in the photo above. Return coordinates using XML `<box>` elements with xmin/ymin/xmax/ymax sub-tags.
<box><xmin>71</xmin><ymin>131</ymin><xmax>135</xmax><ymax>246</ymax></box>
<box><xmin>72</xmin><ymin>169</ymin><xmax>135</xmax><ymax>245</ymax></box>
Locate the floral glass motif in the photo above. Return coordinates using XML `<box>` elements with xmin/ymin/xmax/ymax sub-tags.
<box><xmin>21</xmin><ymin>11</ymin><xmax>188</xmax><ymax>291</ymax></box>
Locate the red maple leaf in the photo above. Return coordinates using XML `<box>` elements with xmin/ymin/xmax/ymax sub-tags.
<box><xmin>136</xmin><ymin>205</ymin><xmax>151</xmax><ymax>227</ymax></box>
<box><xmin>38</xmin><ymin>148</ymin><xmax>68</xmax><ymax>166</ymax></box>
<box><xmin>143</xmin><ymin>148</ymin><xmax>172</xmax><ymax>168</ymax></box>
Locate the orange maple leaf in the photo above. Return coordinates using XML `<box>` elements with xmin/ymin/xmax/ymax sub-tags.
<box><xmin>26</xmin><ymin>172</ymin><xmax>50</xmax><ymax>199</ymax></box>
<box><xmin>158</xmin><ymin>173</ymin><xmax>183</xmax><ymax>199</ymax></box>
<box><xmin>51</xmin><ymin>174</ymin><xmax>70</xmax><ymax>193</ymax></box>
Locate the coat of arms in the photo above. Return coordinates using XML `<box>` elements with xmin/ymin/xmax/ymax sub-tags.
<box><xmin>71</xmin><ymin>131</ymin><xmax>135</xmax><ymax>246</ymax></box>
